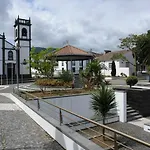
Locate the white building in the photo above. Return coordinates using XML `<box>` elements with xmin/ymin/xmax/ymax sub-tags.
<box><xmin>32</xmin><ymin>45</ymin><xmax>94</xmax><ymax>77</ymax></box>
<box><xmin>54</xmin><ymin>45</ymin><xmax>93</xmax><ymax>76</ymax></box>
<box><xmin>96</xmin><ymin>50</ymin><xmax>135</xmax><ymax>77</ymax></box>
<box><xmin>0</xmin><ymin>16</ymin><xmax>31</xmax><ymax>84</ymax></box>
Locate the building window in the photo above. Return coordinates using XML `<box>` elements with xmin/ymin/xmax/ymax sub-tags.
<box><xmin>109</xmin><ymin>63</ymin><xmax>112</xmax><ymax>69</ymax></box>
<box><xmin>8</xmin><ymin>51</ymin><xmax>13</xmax><ymax>60</ymax></box>
<box><xmin>126</xmin><ymin>62</ymin><xmax>129</xmax><ymax>67</ymax></box>
<box><xmin>62</xmin><ymin>68</ymin><xmax>64</xmax><ymax>71</ymax></box>
<box><xmin>62</xmin><ymin>61</ymin><xmax>64</xmax><ymax>66</ymax></box>
<box><xmin>72</xmin><ymin>67</ymin><xmax>75</xmax><ymax>73</ymax></box>
<box><xmin>79</xmin><ymin>60</ymin><xmax>83</xmax><ymax>66</ymax></box>
<box><xmin>16</xmin><ymin>29</ymin><xmax>17</xmax><ymax>37</ymax></box>
<box><xmin>22</xmin><ymin>28</ymin><xmax>27</xmax><ymax>37</ymax></box>
<box><xmin>72</xmin><ymin>61</ymin><xmax>75</xmax><ymax>66</ymax></box>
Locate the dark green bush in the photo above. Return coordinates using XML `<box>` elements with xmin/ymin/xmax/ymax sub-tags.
<box><xmin>59</xmin><ymin>70</ymin><xmax>73</xmax><ymax>83</ymax></box>
<box><xmin>126</xmin><ymin>76</ymin><xmax>138</xmax><ymax>87</ymax></box>
<box><xmin>111</xmin><ymin>60</ymin><xmax>116</xmax><ymax>76</ymax></box>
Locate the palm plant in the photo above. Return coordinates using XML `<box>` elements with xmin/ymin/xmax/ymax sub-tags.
<box><xmin>80</xmin><ymin>59</ymin><xmax>104</xmax><ymax>88</ymax></box>
<box><xmin>91</xmin><ymin>84</ymin><xmax>116</xmax><ymax>136</ymax></box>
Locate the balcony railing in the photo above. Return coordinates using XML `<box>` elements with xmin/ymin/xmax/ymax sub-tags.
<box><xmin>14</xmin><ymin>89</ymin><xmax>150</xmax><ymax>150</ymax></box>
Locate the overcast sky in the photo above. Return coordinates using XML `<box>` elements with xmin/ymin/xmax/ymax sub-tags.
<box><xmin>1</xmin><ymin>0</ymin><xmax>150</xmax><ymax>52</ymax></box>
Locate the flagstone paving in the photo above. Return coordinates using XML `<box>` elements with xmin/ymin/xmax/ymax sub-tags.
<box><xmin>0</xmin><ymin>94</ymin><xmax>65</xmax><ymax>150</ymax></box>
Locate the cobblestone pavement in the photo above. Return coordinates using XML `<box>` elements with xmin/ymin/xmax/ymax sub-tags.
<box><xmin>108</xmin><ymin>122</ymin><xmax>150</xmax><ymax>150</ymax></box>
<box><xmin>0</xmin><ymin>94</ymin><xmax>65</xmax><ymax>150</ymax></box>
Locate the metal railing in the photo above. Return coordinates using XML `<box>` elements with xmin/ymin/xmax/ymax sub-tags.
<box><xmin>1</xmin><ymin>78</ymin><xmax>35</xmax><ymax>85</ymax></box>
<box><xmin>15</xmin><ymin>89</ymin><xmax>150</xmax><ymax>150</ymax></box>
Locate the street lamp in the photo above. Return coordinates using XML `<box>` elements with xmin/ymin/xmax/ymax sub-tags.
<box><xmin>21</xmin><ymin>59</ymin><xmax>27</xmax><ymax>83</ymax></box>
<box><xmin>14</xmin><ymin>43</ymin><xmax>21</xmax><ymax>91</ymax></box>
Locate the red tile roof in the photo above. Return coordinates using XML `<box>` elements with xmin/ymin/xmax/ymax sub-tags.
<box><xmin>55</xmin><ymin>45</ymin><xmax>93</xmax><ymax>56</ymax></box>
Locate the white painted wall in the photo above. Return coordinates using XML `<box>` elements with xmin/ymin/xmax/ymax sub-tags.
<box><xmin>100</xmin><ymin>52</ymin><xmax>133</xmax><ymax>77</ymax></box>
<box><xmin>14</xmin><ymin>25</ymin><xmax>30</xmax><ymax>40</ymax></box>
<box><xmin>19</xmin><ymin>41</ymin><xmax>30</xmax><ymax>74</ymax></box>
<box><xmin>0</xmin><ymin>39</ymin><xmax>2</xmax><ymax>75</ymax></box>
<box><xmin>115</xmin><ymin>90</ymin><xmax>127</xmax><ymax>122</ymax></box>
<box><xmin>0</xmin><ymin>38</ymin><xmax>16</xmax><ymax>75</ymax></box>
<box><xmin>124</xmin><ymin>51</ymin><xmax>134</xmax><ymax>75</ymax></box>
<box><xmin>5</xmin><ymin>41</ymin><xmax>16</xmax><ymax>63</ymax></box>
<box><xmin>101</xmin><ymin>60</ymin><xmax>130</xmax><ymax>76</ymax></box>
<box><xmin>101</xmin><ymin>61</ymin><xmax>114</xmax><ymax>76</ymax></box>
<box><xmin>15</xmin><ymin>25</ymin><xmax>30</xmax><ymax>75</ymax></box>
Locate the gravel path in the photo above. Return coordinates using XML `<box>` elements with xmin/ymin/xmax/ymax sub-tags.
<box><xmin>0</xmin><ymin>95</ymin><xmax>65</xmax><ymax>150</ymax></box>
<box><xmin>108</xmin><ymin>122</ymin><xmax>150</xmax><ymax>150</ymax></box>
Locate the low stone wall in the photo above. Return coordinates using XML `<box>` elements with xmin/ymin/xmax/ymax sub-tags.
<box><xmin>127</xmin><ymin>88</ymin><xmax>150</xmax><ymax>117</ymax></box>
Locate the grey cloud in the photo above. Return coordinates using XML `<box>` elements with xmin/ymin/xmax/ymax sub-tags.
<box><xmin>1</xmin><ymin>0</ymin><xmax>150</xmax><ymax>52</ymax></box>
<box><xmin>0</xmin><ymin>0</ymin><xmax>11</xmax><ymax>32</ymax></box>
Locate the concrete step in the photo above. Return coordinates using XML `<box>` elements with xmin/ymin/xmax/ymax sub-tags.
<box><xmin>127</xmin><ymin>109</ymin><xmax>137</xmax><ymax>113</ymax></box>
<box><xmin>127</xmin><ymin>104</ymin><xmax>142</xmax><ymax>122</ymax></box>
<box><xmin>127</xmin><ymin>112</ymin><xmax>142</xmax><ymax>117</ymax></box>
<box><xmin>127</xmin><ymin>106</ymin><xmax>133</xmax><ymax>110</ymax></box>
<box><xmin>127</xmin><ymin>115</ymin><xmax>142</xmax><ymax>122</ymax></box>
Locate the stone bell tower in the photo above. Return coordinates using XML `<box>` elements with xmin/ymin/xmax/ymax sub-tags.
<box><xmin>14</xmin><ymin>16</ymin><xmax>31</xmax><ymax>78</ymax></box>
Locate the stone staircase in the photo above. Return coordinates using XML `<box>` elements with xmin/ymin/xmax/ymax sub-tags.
<box><xmin>127</xmin><ymin>104</ymin><xmax>142</xmax><ymax>122</ymax></box>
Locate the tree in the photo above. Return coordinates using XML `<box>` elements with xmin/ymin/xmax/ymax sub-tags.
<box><xmin>80</xmin><ymin>60</ymin><xmax>104</xmax><ymax>89</ymax></box>
<box><xmin>146</xmin><ymin>66</ymin><xmax>150</xmax><ymax>82</ymax></box>
<box><xmin>30</xmin><ymin>47</ymin><xmax>58</xmax><ymax>79</ymax></box>
<box><xmin>111</xmin><ymin>60</ymin><xmax>116</xmax><ymax>76</ymax></box>
<box><xmin>118</xmin><ymin>34</ymin><xmax>139</xmax><ymax>75</ymax></box>
<box><xmin>136</xmin><ymin>31</ymin><xmax>150</xmax><ymax>66</ymax></box>
<box><xmin>91</xmin><ymin>84</ymin><xmax>116</xmax><ymax>137</ymax></box>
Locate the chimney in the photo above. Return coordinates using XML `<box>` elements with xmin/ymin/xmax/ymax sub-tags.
<box><xmin>104</xmin><ymin>50</ymin><xmax>111</xmax><ymax>54</ymax></box>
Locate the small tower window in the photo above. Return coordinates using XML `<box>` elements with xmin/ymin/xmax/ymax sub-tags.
<box><xmin>22</xmin><ymin>28</ymin><xmax>27</xmax><ymax>37</ymax></box>
<box><xmin>8</xmin><ymin>51</ymin><xmax>13</xmax><ymax>60</ymax></box>
<box><xmin>15</xmin><ymin>29</ymin><xmax>17</xmax><ymax>37</ymax></box>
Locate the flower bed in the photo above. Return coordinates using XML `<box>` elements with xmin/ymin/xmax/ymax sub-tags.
<box><xmin>35</xmin><ymin>79</ymin><xmax>72</xmax><ymax>88</ymax></box>
<box><xmin>27</xmin><ymin>88</ymin><xmax>91</xmax><ymax>98</ymax></box>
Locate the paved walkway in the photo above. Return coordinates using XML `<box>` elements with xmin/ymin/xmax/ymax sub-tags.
<box><xmin>129</xmin><ymin>117</ymin><xmax>150</xmax><ymax>128</ymax></box>
<box><xmin>0</xmin><ymin>94</ymin><xmax>65</xmax><ymax>150</ymax></box>
<box><xmin>108</xmin><ymin>122</ymin><xmax>150</xmax><ymax>150</ymax></box>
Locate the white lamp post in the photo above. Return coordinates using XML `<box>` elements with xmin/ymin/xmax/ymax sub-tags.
<box><xmin>14</xmin><ymin>43</ymin><xmax>21</xmax><ymax>90</ymax></box>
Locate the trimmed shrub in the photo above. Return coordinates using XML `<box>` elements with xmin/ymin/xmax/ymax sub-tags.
<box><xmin>59</xmin><ymin>70</ymin><xmax>73</xmax><ymax>83</ymax></box>
<box><xmin>126</xmin><ymin>76</ymin><xmax>138</xmax><ymax>88</ymax></box>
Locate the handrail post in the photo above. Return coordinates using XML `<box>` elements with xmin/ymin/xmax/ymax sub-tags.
<box><xmin>114</xmin><ymin>132</ymin><xmax>118</xmax><ymax>150</ymax></box>
<box><xmin>37</xmin><ymin>99</ymin><xmax>40</xmax><ymax>110</ymax></box>
<box><xmin>25</xmin><ymin>93</ymin><xmax>27</xmax><ymax>101</ymax></box>
<box><xmin>59</xmin><ymin>108</ymin><xmax>63</xmax><ymax>126</ymax></box>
